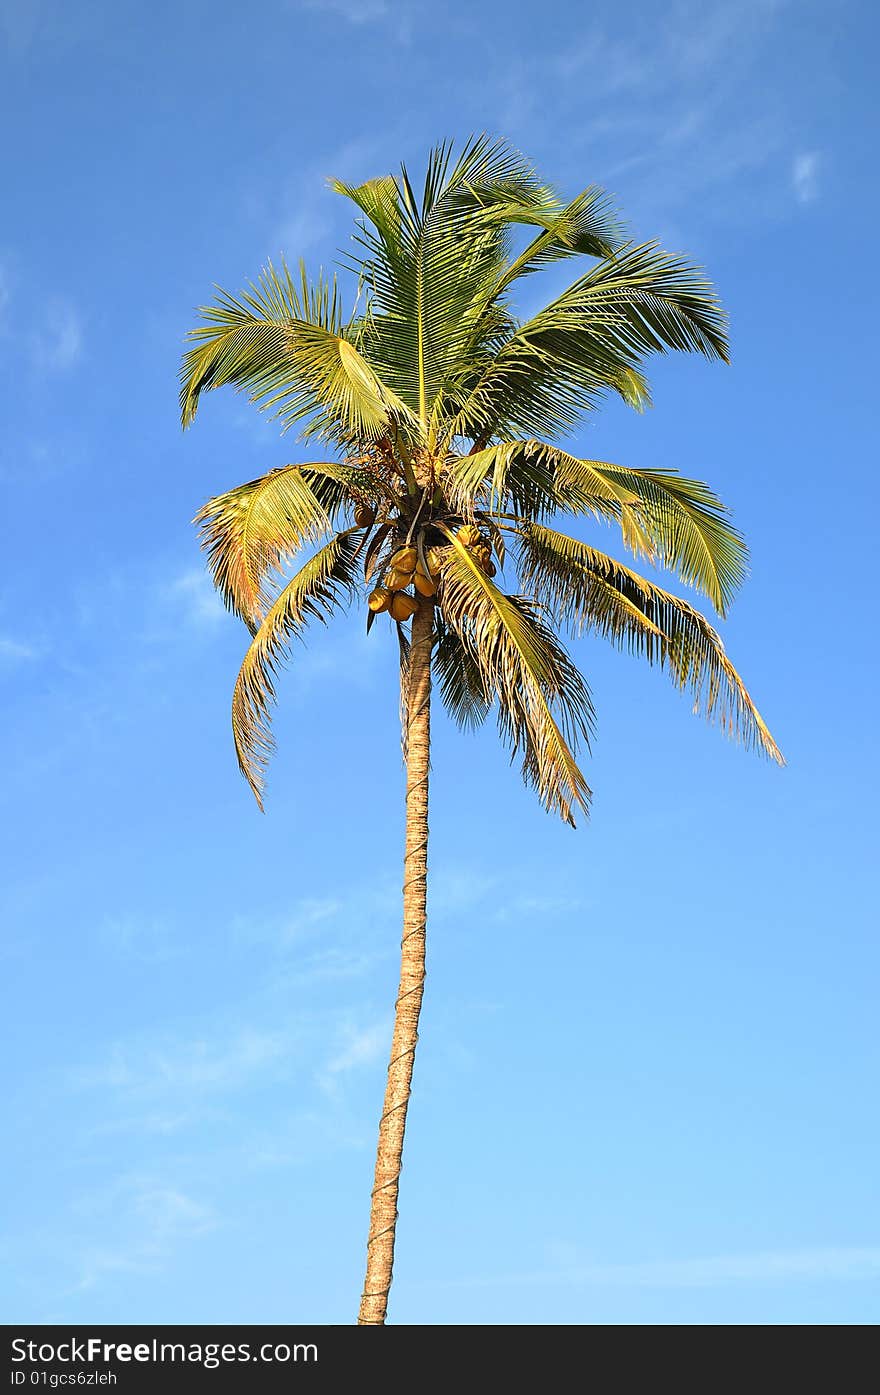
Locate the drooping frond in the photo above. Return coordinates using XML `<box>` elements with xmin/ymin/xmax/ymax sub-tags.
<box><xmin>443</xmin><ymin>439</ymin><xmax>624</xmax><ymax>522</ymax></box>
<box><xmin>180</xmin><ymin>260</ymin><xmax>419</xmax><ymax>446</ymax></box>
<box><xmin>442</xmin><ymin>440</ymin><xmax>746</xmax><ymax>614</ymax></box>
<box><xmin>231</xmin><ymin>532</ymin><xmax>361</xmax><ymax>805</ymax></box>
<box><xmin>444</xmin><ymin>241</ymin><xmax>728</xmax><ymax>443</ymax></box>
<box><xmin>195</xmin><ymin>466</ymin><xmax>335</xmax><ymax>627</ymax></box>
<box><xmin>551</xmin><ymin>455</ymin><xmax>747</xmax><ymax>614</ymax></box>
<box><xmin>516</xmin><ymin>523</ymin><xmax>783</xmax><ymax>762</ymax></box>
<box><xmin>489</xmin><ymin>187</ymin><xmax>625</xmax><ymax>294</ymax></box>
<box><xmin>433</xmin><ymin>610</ymin><xmax>492</xmax><ymax>730</ymax></box>
<box><xmin>438</xmin><ymin>531</ymin><xmax>594</xmax><ymax>825</ymax></box>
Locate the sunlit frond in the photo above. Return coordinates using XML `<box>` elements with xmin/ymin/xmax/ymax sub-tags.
<box><xmin>443</xmin><ymin>439</ymin><xmax>624</xmax><ymax>522</ymax></box>
<box><xmin>489</xmin><ymin>187</ymin><xmax>625</xmax><ymax>294</ymax></box>
<box><xmin>231</xmin><ymin>533</ymin><xmax>360</xmax><ymax>805</ymax></box>
<box><xmin>337</xmin><ymin>136</ymin><xmax>571</xmax><ymax>429</ymax></box>
<box><xmin>195</xmin><ymin>466</ymin><xmax>335</xmax><ymax>626</ymax></box>
<box><xmin>444</xmin><ymin>241</ymin><xmax>727</xmax><ymax>442</ymax></box>
<box><xmin>551</xmin><ymin>456</ymin><xmax>747</xmax><ymax>613</ymax></box>
<box><xmin>516</xmin><ymin>523</ymin><xmax>783</xmax><ymax>762</ymax></box>
<box><xmin>438</xmin><ymin>530</ymin><xmax>594</xmax><ymax>825</ymax></box>
<box><xmin>186</xmin><ymin>138</ymin><xmax>779</xmax><ymax>816</ymax></box>
<box><xmin>180</xmin><ymin>259</ymin><xmax>419</xmax><ymax>446</ymax></box>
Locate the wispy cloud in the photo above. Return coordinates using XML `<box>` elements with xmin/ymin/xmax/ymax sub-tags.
<box><xmin>254</xmin><ymin>133</ymin><xmax>386</xmax><ymax>267</ymax></box>
<box><xmin>29</xmin><ymin>298</ymin><xmax>83</xmax><ymax>371</ymax></box>
<box><xmin>73</xmin><ymin>1026</ymin><xmax>296</xmax><ymax>1099</ymax></box>
<box><xmin>98</xmin><ymin>912</ymin><xmax>183</xmax><ymax>964</ymax></box>
<box><xmin>323</xmin><ymin>1017</ymin><xmax>390</xmax><ymax>1079</ymax></box>
<box><xmin>0</xmin><ymin>635</ymin><xmax>37</xmax><ymax>665</ymax></box>
<box><xmin>71</xmin><ymin>1176</ymin><xmax>217</xmax><ymax>1292</ymax></box>
<box><xmin>446</xmin><ymin>1246</ymin><xmax>880</xmax><ymax>1291</ymax></box>
<box><xmin>165</xmin><ymin>567</ymin><xmax>226</xmax><ymax>628</ymax></box>
<box><xmin>792</xmin><ymin>151</ymin><xmax>821</xmax><ymax>205</ymax></box>
<box><xmin>297</xmin><ymin>0</ymin><xmax>391</xmax><ymax>27</ymax></box>
<box><xmin>493</xmin><ymin>0</ymin><xmax>800</xmax><ymax>238</ymax></box>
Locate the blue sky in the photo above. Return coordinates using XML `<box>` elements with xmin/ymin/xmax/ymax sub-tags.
<box><xmin>1</xmin><ymin>0</ymin><xmax>878</xmax><ymax>1325</ymax></box>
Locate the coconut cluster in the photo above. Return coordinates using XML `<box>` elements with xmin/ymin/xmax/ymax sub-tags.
<box><xmin>367</xmin><ymin>525</ymin><xmax>496</xmax><ymax>624</ymax></box>
<box><xmin>456</xmin><ymin>524</ymin><xmax>496</xmax><ymax>577</ymax></box>
<box><xmin>368</xmin><ymin>544</ymin><xmax>443</xmax><ymax>621</ymax></box>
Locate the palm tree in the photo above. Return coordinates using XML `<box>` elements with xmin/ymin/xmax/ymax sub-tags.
<box><xmin>180</xmin><ymin>137</ymin><xmax>782</xmax><ymax>1325</ymax></box>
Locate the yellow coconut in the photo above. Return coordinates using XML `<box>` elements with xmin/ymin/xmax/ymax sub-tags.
<box><xmin>390</xmin><ymin>545</ymin><xmax>417</xmax><ymax>571</ymax></box>
<box><xmin>389</xmin><ymin>592</ymin><xmax>418</xmax><ymax>621</ymax></box>
<box><xmin>368</xmin><ymin>587</ymin><xmax>392</xmax><ymax>613</ymax></box>
<box><xmin>413</xmin><ymin>571</ymin><xmax>437</xmax><ymax>597</ymax></box>
<box><xmin>385</xmin><ymin>567</ymin><xmax>413</xmax><ymax>591</ymax></box>
<box><xmin>354</xmin><ymin>502</ymin><xmax>376</xmax><ymax>528</ymax></box>
<box><xmin>458</xmin><ymin>524</ymin><xmax>481</xmax><ymax>548</ymax></box>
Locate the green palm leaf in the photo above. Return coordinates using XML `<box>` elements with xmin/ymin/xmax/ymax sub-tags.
<box><xmin>516</xmin><ymin>523</ymin><xmax>783</xmax><ymax>762</ymax></box>
<box><xmin>552</xmin><ymin>456</ymin><xmax>747</xmax><ymax>614</ymax></box>
<box><xmin>445</xmin><ymin>241</ymin><xmax>727</xmax><ymax>442</ymax></box>
<box><xmin>433</xmin><ymin>610</ymin><xmax>492</xmax><ymax>730</ymax></box>
<box><xmin>438</xmin><ymin>529</ymin><xmax>594</xmax><ymax>825</ymax></box>
<box><xmin>231</xmin><ymin>532</ymin><xmax>360</xmax><ymax>805</ymax></box>
<box><xmin>195</xmin><ymin>466</ymin><xmax>334</xmax><ymax>626</ymax></box>
<box><xmin>180</xmin><ymin>260</ymin><xmax>419</xmax><ymax>445</ymax></box>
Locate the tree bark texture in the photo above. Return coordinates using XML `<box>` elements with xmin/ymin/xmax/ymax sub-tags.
<box><xmin>358</xmin><ymin>599</ymin><xmax>432</xmax><ymax>1325</ymax></box>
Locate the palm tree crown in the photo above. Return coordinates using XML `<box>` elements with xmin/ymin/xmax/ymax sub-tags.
<box><xmin>182</xmin><ymin>136</ymin><xmax>783</xmax><ymax>1325</ymax></box>
<box><xmin>181</xmin><ymin>136</ymin><xmax>781</xmax><ymax>825</ymax></box>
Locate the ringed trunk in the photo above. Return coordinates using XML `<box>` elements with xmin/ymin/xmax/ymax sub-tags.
<box><xmin>358</xmin><ymin>599</ymin><xmax>433</xmax><ymax>1325</ymax></box>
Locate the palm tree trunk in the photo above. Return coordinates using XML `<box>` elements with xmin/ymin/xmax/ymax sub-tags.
<box><xmin>358</xmin><ymin>598</ymin><xmax>433</xmax><ymax>1325</ymax></box>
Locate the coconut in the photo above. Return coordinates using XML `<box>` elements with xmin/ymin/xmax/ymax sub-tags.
<box><xmin>413</xmin><ymin>572</ymin><xmax>437</xmax><ymax>597</ymax></box>
<box><xmin>389</xmin><ymin>592</ymin><xmax>418</xmax><ymax>621</ymax></box>
<box><xmin>385</xmin><ymin>567</ymin><xmax>412</xmax><ymax>591</ymax></box>
<box><xmin>368</xmin><ymin>587</ymin><xmax>392</xmax><ymax>613</ymax></box>
<box><xmin>354</xmin><ymin>502</ymin><xmax>376</xmax><ymax>528</ymax></box>
<box><xmin>458</xmin><ymin>524</ymin><xmax>481</xmax><ymax>548</ymax></box>
<box><xmin>390</xmin><ymin>545</ymin><xmax>418</xmax><ymax>571</ymax></box>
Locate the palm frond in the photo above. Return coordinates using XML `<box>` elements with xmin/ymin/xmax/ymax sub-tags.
<box><xmin>231</xmin><ymin>532</ymin><xmax>360</xmax><ymax>805</ymax></box>
<box><xmin>516</xmin><ymin>523</ymin><xmax>783</xmax><ymax>762</ymax></box>
<box><xmin>438</xmin><ymin>529</ymin><xmax>594</xmax><ymax>824</ymax></box>
<box><xmin>551</xmin><ymin>456</ymin><xmax>747</xmax><ymax>614</ymax></box>
<box><xmin>180</xmin><ymin>259</ymin><xmax>419</xmax><ymax>445</ymax></box>
<box><xmin>195</xmin><ymin>466</ymin><xmax>337</xmax><ymax>627</ymax></box>
<box><xmin>338</xmin><ymin>137</ymin><xmax>568</xmax><ymax>430</ymax></box>
<box><xmin>433</xmin><ymin>610</ymin><xmax>492</xmax><ymax>730</ymax></box>
<box><xmin>489</xmin><ymin>186</ymin><xmax>625</xmax><ymax>295</ymax></box>
<box><xmin>445</xmin><ymin>241</ymin><xmax>727</xmax><ymax>442</ymax></box>
<box><xmin>443</xmin><ymin>439</ymin><xmax>624</xmax><ymax>522</ymax></box>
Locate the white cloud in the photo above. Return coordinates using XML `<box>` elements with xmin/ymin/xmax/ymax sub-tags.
<box><xmin>792</xmin><ymin>151</ymin><xmax>821</xmax><ymax>205</ymax></box>
<box><xmin>323</xmin><ymin>1017</ymin><xmax>390</xmax><ymax>1078</ymax></box>
<box><xmin>0</xmin><ymin>635</ymin><xmax>37</xmax><ymax>664</ymax></box>
<box><xmin>166</xmin><ymin>568</ymin><xmax>226</xmax><ymax>627</ymax></box>
<box><xmin>495</xmin><ymin>0</ymin><xmax>801</xmax><ymax>235</ymax></box>
<box><xmin>99</xmin><ymin>912</ymin><xmax>182</xmax><ymax>964</ymax></box>
<box><xmin>29</xmin><ymin>299</ymin><xmax>83</xmax><ymax>370</ymax></box>
<box><xmin>71</xmin><ymin>1177</ymin><xmax>216</xmax><ymax>1292</ymax></box>
<box><xmin>73</xmin><ymin>1026</ymin><xmax>295</xmax><ymax>1098</ymax></box>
